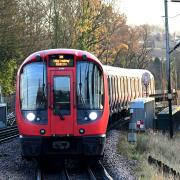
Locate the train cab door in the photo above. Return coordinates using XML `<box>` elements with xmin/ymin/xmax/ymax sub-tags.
<box><xmin>49</xmin><ymin>70</ymin><xmax>74</xmax><ymax>136</ymax></box>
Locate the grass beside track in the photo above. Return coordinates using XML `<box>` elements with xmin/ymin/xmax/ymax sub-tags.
<box><xmin>117</xmin><ymin>131</ymin><xmax>180</xmax><ymax>180</ymax></box>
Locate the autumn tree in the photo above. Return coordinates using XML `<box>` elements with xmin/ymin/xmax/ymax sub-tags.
<box><xmin>17</xmin><ymin>0</ymin><xmax>50</xmax><ymax>58</ymax></box>
<box><xmin>48</xmin><ymin>0</ymin><xmax>128</xmax><ymax>60</ymax></box>
<box><xmin>48</xmin><ymin>0</ymin><xmax>75</xmax><ymax>48</ymax></box>
<box><xmin>95</xmin><ymin>4</ymin><xmax>128</xmax><ymax>64</ymax></box>
<box><xmin>113</xmin><ymin>25</ymin><xmax>154</xmax><ymax>69</ymax></box>
<box><xmin>0</xmin><ymin>0</ymin><xmax>158</xmax><ymax>94</ymax></box>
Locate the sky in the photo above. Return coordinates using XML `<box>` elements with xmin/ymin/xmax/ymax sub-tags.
<box><xmin>118</xmin><ymin>0</ymin><xmax>180</xmax><ymax>33</ymax></box>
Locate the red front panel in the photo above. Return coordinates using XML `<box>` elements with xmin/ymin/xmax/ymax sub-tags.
<box><xmin>16</xmin><ymin>49</ymin><xmax>109</xmax><ymax>138</ymax></box>
<box><xmin>49</xmin><ymin>70</ymin><xmax>74</xmax><ymax>136</ymax></box>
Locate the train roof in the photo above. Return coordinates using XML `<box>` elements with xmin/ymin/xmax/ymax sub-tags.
<box><xmin>20</xmin><ymin>49</ymin><xmax>153</xmax><ymax>80</ymax></box>
<box><xmin>103</xmin><ymin>65</ymin><xmax>154</xmax><ymax>79</ymax></box>
<box><xmin>22</xmin><ymin>48</ymin><xmax>102</xmax><ymax>66</ymax></box>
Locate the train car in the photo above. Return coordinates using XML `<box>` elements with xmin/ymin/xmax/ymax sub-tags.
<box><xmin>103</xmin><ymin>65</ymin><xmax>155</xmax><ymax>115</ymax></box>
<box><xmin>15</xmin><ymin>49</ymin><xmax>154</xmax><ymax>160</ymax></box>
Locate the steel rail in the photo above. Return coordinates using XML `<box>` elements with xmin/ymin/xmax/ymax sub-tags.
<box><xmin>87</xmin><ymin>167</ymin><xmax>97</xmax><ymax>180</ymax></box>
<box><xmin>63</xmin><ymin>167</ymin><xmax>71</xmax><ymax>180</ymax></box>
<box><xmin>87</xmin><ymin>161</ymin><xmax>113</xmax><ymax>180</ymax></box>
<box><xmin>58</xmin><ymin>167</ymin><xmax>71</xmax><ymax>180</ymax></box>
<box><xmin>96</xmin><ymin>161</ymin><xmax>113</xmax><ymax>180</ymax></box>
<box><xmin>35</xmin><ymin>165</ymin><xmax>71</xmax><ymax>180</ymax></box>
<box><xmin>35</xmin><ymin>167</ymin><xmax>42</xmax><ymax>180</ymax></box>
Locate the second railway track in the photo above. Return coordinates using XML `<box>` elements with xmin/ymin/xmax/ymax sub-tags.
<box><xmin>0</xmin><ymin>125</ymin><xmax>19</xmax><ymax>143</ymax></box>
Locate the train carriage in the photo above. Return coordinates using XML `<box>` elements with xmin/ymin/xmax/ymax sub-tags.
<box><xmin>103</xmin><ymin>65</ymin><xmax>155</xmax><ymax>114</ymax></box>
<box><xmin>16</xmin><ymin>49</ymin><xmax>154</xmax><ymax>159</ymax></box>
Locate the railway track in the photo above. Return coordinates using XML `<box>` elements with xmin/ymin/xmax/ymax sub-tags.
<box><xmin>0</xmin><ymin>125</ymin><xmax>19</xmax><ymax>143</ymax></box>
<box><xmin>36</xmin><ymin>167</ymin><xmax>70</xmax><ymax>180</ymax></box>
<box><xmin>88</xmin><ymin>161</ymin><xmax>113</xmax><ymax>180</ymax></box>
<box><xmin>35</xmin><ymin>160</ymin><xmax>112</xmax><ymax>180</ymax></box>
<box><xmin>108</xmin><ymin>115</ymin><xmax>130</xmax><ymax>131</ymax></box>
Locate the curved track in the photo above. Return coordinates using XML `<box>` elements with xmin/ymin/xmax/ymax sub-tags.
<box><xmin>88</xmin><ymin>161</ymin><xmax>113</xmax><ymax>180</ymax></box>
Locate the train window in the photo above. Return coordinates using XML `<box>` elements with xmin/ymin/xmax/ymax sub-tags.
<box><xmin>53</xmin><ymin>76</ymin><xmax>70</xmax><ymax>115</ymax></box>
<box><xmin>131</xmin><ymin>78</ymin><xmax>134</xmax><ymax>98</ymax></box>
<box><xmin>112</xmin><ymin>76</ymin><xmax>114</xmax><ymax>101</ymax></box>
<box><xmin>108</xmin><ymin>76</ymin><xmax>111</xmax><ymax>101</ymax></box>
<box><xmin>20</xmin><ymin>62</ymin><xmax>47</xmax><ymax>123</ymax></box>
<box><xmin>137</xmin><ymin>79</ymin><xmax>139</xmax><ymax>97</ymax></box>
<box><xmin>112</xmin><ymin>76</ymin><xmax>115</xmax><ymax>109</ymax></box>
<box><xmin>76</xmin><ymin>61</ymin><xmax>104</xmax><ymax>110</ymax></box>
<box><xmin>137</xmin><ymin>78</ymin><xmax>139</xmax><ymax>96</ymax></box>
<box><xmin>115</xmin><ymin>76</ymin><xmax>118</xmax><ymax>109</ymax></box>
<box><xmin>151</xmin><ymin>79</ymin><xmax>155</xmax><ymax>94</ymax></box>
<box><xmin>109</xmin><ymin>76</ymin><xmax>112</xmax><ymax>109</ymax></box>
<box><xmin>113</xmin><ymin>76</ymin><xmax>116</xmax><ymax>110</ymax></box>
<box><xmin>118</xmin><ymin>76</ymin><xmax>121</xmax><ymax>105</ymax></box>
<box><xmin>120</xmin><ymin>77</ymin><xmax>123</xmax><ymax>99</ymax></box>
<box><xmin>139</xmin><ymin>79</ymin><xmax>143</xmax><ymax>97</ymax></box>
<box><xmin>124</xmin><ymin>77</ymin><xmax>127</xmax><ymax>103</ymax></box>
<box><xmin>20</xmin><ymin>62</ymin><xmax>47</xmax><ymax>110</ymax></box>
<box><xmin>127</xmin><ymin>77</ymin><xmax>131</xmax><ymax>99</ymax></box>
<box><xmin>117</xmin><ymin>76</ymin><xmax>119</xmax><ymax>101</ymax></box>
<box><xmin>134</xmin><ymin>79</ymin><xmax>136</xmax><ymax>97</ymax></box>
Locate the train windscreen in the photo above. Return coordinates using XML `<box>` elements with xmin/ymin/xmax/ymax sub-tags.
<box><xmin>76</xmin><ymin>61</ymin><xmax>104</xmax><ymax>110</ymax></box>
<box><xmin>20</xmin><ymin>62</ymin><xmax>47</xmax><ymax>123</ymax></box>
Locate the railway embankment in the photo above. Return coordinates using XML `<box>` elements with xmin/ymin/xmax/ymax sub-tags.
<box><xmin>1</xmin><ymin>130</ymin><xmax>178</xmax><ymax>179</ymax></box>
<box><xmin>103</xmin><ymin>130</ymin><xmax>137</xmax><ymax>180</ymax></box>
<box><xmin>117</xmin><ymin>131</ymin><xmax>180</xmax><ymax>179</ymax></box>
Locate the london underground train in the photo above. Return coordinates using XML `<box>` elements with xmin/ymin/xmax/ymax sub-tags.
<box><xmin>16</xmin><ymin>49</ymin><xmax>154</xmax><ymax>160</ymax></box>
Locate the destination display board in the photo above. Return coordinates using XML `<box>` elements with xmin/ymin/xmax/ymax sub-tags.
<box><xmin>49</xmin><ymin>54</ymin><xmax>74</xmax><ymax>67</ymax></box>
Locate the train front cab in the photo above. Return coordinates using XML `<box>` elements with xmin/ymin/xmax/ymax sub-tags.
<box><xmin>16</xmin><ymin>50</ymin><xmax>109</xmax><ymax>159</ymax></box>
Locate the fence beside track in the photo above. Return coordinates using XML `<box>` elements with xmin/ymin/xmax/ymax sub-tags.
<box><xmin>150</xmin><ymin>92</ymin><xmax>178</xmax><ymax>103</ymax></box>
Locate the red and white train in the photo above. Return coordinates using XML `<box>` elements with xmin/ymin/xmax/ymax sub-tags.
<box><xmin>16</xmin><ymin>49</ymin><xmax>154</xmax><ymax>159</ymax></box>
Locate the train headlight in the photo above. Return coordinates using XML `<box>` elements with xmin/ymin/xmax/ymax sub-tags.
<box><xmin>89</xmin><ymin>112</ymin><xmax>97</xmax><ymax>121</ymax></box>
<box><xmin>26</xmin><ymin>112</ymin><xmax>36</xmax><ymax>121</ymax></box>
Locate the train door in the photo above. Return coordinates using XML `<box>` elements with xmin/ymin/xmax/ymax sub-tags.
<box><xmin>49</xmin><ymin>70</ymin><xmax>74</xmax><ymax>135</ymax></box>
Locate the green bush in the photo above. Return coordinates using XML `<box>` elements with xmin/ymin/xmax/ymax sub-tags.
<box><xmin>0</xmin><ymin>59</ymin><xmax>17</xmax><ymax>95</ymax></box>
